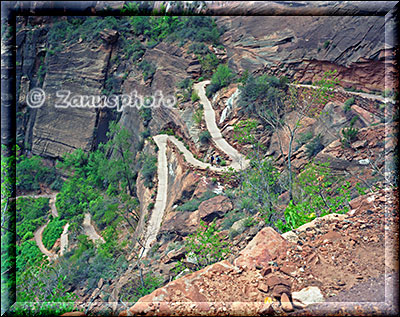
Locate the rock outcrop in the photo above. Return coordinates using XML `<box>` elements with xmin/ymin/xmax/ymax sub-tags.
<box><xmin>121</xmin><ymin>187</ymin><xmax>397</xmax><ymax>316</ymax></box>
<box><xmin>219</xmin><ymin>15</ymin><xmax>396</xmax><ymax>92</ymax></box>
<box><xmin>30</xmin><ymin>39</ymin><xmax>113</xmax><ymax>158</ymax></box>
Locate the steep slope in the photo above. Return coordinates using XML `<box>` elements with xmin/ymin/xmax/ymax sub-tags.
<box><xmin>121</xmin><ymin>187</ymin><xmax>398</xmax><ymax>316</ymax></box>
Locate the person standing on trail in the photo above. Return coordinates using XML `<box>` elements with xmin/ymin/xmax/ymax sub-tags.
<box><xmin>216</xmin><ymin>156</ymin><xmax>221</xmax><ymax>165</ymax></box>
<box><xmin>210</xmin><ymin>155</ymin><xmax>215</xmax><ymax>165</ymax></box>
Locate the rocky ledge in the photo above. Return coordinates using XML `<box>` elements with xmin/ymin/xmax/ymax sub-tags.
<box><xmin>120</xmin><ymin>186</ymin><xmax>398</xmax><ymax>316</ymax></box>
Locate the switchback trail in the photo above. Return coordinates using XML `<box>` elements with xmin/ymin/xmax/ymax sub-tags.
<box><xmin>16</xmin><ymin>193</ymin><xmax>103</xmax><ymax>259</ymax></box>
<box><xmin>141</xmin><ymin>81</ymin><xmax>249</xmax><ymax>257</ymax></box>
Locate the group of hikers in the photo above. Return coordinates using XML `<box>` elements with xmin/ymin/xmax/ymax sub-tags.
<box><xmin>210</xmin><ymin>155</ymin><xmax>221</xmax><ymax>166</ymax></box>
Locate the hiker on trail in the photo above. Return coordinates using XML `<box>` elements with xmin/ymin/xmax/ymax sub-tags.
<box><xmin>216</xmin><ymin>156</ymin><xmax>221</xmax><ymax>165</ymax></box>
<box><xmin>210</xmin><ymin>155</ymin><xmax>215</xmax><ymax>165</ymax></box>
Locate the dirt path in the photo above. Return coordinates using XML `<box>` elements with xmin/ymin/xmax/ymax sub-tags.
<box><xmin>17</xmin><ymin>194</ymin><xmax>104</xmax><ymax>258</ymax></box>
<box><xmin>83</xmin><ymin>213</ymin><xmax>105</xmax><ymax>244</ymax></box>
<box><xmin>141</xmin><ymin>81</ymin><xmax>249</xmax><ymax>256</ymax></box>
<box><xmin>48</xmin><ymin>194</ymin><xmax>58</xmax><ymax>217</ymax></box>
<box><xmin>33</xmin><ymin>221</ymin><xmax>57</xmax><ymax>261</ymax></box>
<box><xmin>17</xmin><ymin>194</ymin><xmax>59</xmax><ymax>260</ymax></box>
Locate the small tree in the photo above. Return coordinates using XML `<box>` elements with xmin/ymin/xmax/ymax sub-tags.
<box><xmin>173</xmin><ymin>220</ymin><xmax>230</xmax><ymax>276</ymax></box>
<box><xmin>275</xmin><ymin>161</ymin><xmax>351</xmax><ymax>233</ymax></box>
<box><xmin>103</xmin><ymin>122</ymin><xmax>136</xmax><ymax>196</ymax></box>
<box><xmin>258</xmin><ymin>70</ymin><xmax>340</xmax><ymax>200</ymax></box>
<box><xmin>232</xmin><ymin>119</ymin><xmax>281</xmax><ymax>222</ymax></box>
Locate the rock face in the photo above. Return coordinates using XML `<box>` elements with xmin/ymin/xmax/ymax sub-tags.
<box><xmin>31</xmin><ymin>40</ymin><xmax>113</xmax><ymax>158</ymax></box>
<box><xmin>219</xmin><ymin>15</ymin><xmax>395</xmax><ymax>92</ymax></box>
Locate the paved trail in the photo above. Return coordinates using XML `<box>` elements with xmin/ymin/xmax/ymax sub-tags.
<box><xmin>194</xmin><ymin>80</ymin><xmax>249</xmax><ymax>170</ymax></box>
<box><xmin>141</xmin><ymin>81</ymin><xmax>249</xmax><ymax>256</ymax></box>
<box><xmin>83</xmin><ymin>213</ymin><xmax>105</xmax><ymax>243</ymax></box>
<box><xmin>34</xmin><ymin>221</ymin><xmax>57</xmax><ymax>261</ymax></box>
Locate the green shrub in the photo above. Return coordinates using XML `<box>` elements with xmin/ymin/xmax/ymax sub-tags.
<box><xmin>228</xmin><ymin>229</ymin><xmax>240</xmax><ymax>239</ymax></box>
<box><xmin>141</xmin><ymin>129</ymin><xmax>151</xmax><ymax>139</ymax></box>
<box><xmin>199</xmin><ymin>131</ymin><xmax>211</xmax><ymax>144</ymax></box>
<box><xmin>305</xmin><ymin>134</ymin><xmax>324</xmax><ymax>158</ymax></box>
<box><xmin>244</xmin><ymin>216</ymin><xmax>256</xmax><ymax>227</ymax></box>
<box><xmin>89</xmin><ymin>197</ymin><xmax>119</xmax><ymax>230</ymax></box>
<box><xmin>323</xmin><ymin>40</ymin><xmax>330</xmax><ymax>49</ymax></box>
<box><xmin>176</xmin><ymin>191</ymin><xmax>216</xmax><ymax>212</ymax></box>
<box><xmin>295</xmin><ymin>131</ymin><xmax>313</xmax><ymax>150</ymax></box>
<box><xmin>343</xmin><ymin>97</ymin><xmax>355</xmax><ymax>113</ymax></box>
<box><xmin>139</xmin><ymin>108</ymin><xmax>152</xmax><ymax>127</ymax></box>
<box><xmin>184</xmin><ymin>220</ymin><xmax>230</xmax><ymax>269</ymax></box>
<box><xmin>191</xmin><ymin>91</ymin><xmax>200</xmax><ymax>103</ymax></box>
<box><xmin>237</xmin><ymin>74</ymin><xmax>286</xmax><ymax>123</ymax></box>
<box><xmin>239</xmin><ymin>196</ymin><xmax>256</xmax><ymax>213</ymax></box>
<box><xmin>141</xmin><ymin>155</ymin><xmax>157</xmax><ymax>189</ymax></box>
<box><xmin>341</xmin><ymin>126</ymin><xmax>359</xmax><ymax>147</ymax></box>
<box><xmin>129</xmin><ymin>16</ymin><xmax>223</xmax><ymax>45</ymax></box>
<box><xmin>341</xmin><ymin>117</ymin><xmax>359</xmax><ymax>148</ymax></box>
<box><xmin>199</xmin><ymin>53</ymin><xmax>220</xmax><ymax>77</ymax></box>
<box><xmin>177</xmin><ymin>78</ymin><xmax>193</xmax><ymax>91</ymax></box>
<box><xmin>193</xmin><ymin>108</ymin><xmax>203</xmax><ymax>126</ymax></box>
<box><xmin>138</xmin><ymin>60</ymin><xmax>156</xmax><ymax>81</ymax></box>
<box><xmin>208</xmin><ymin>64</ymin><xmax>234</xmax><ymax>94</ymax></box>
<box><xmin>187</xmin><ymin>42</ymin><xmax>209</xmax><ymax>55</ymax></box>
<box><xmin>119</xmin><ymin>272</ymin><xmax>163</xmax><ymax>303</ymax></box>
<box><xmin>221</xmin><ymin>211</ymin><xmax>245</xmax><ymax>230</ymax></box>
<box><xmin>17</xmin><ymin>155</ymin><xmax>59</xmax><ymax>191</ymax></box>
<box><xmin>16</xmin><ymin>240</ymin><xmax>44</xmax><ymax>273</ymax></box>
<box><xmin>16</xmin><ymin>197</ymin><xmax>50</xmax><ymax>243</ymax></box>
<box><xmin>176</xmin><ymin>199</ymin><xmax>200</xmax><ymax>212</ymax></box>
<box><xmin>147</xmin><ymin>202</ymin><xmax>155</xmax><ymax>211</ymax></box>
<box><xmin>275</xmin><ymin>162</ymin><xmax>352</xmax><ymax>233</ymax></box>
<box><xmin>145</xmin><ymin>38</ymin><xmax>158</xmax><ymax>49</ymax></box>
<box><xmin>50</xmin><ymin>177</ymin><xmax>64</xmax><ymax>191</ymax></box>
<box><xmin>205</xmin><ymin>83</ymin><xmax>219</xmax><ymax>98</ymax></box>
<box><xmin>42</xmin><ymin>216</ymin><xmax>67</xmax><ymax>250</ymax></box>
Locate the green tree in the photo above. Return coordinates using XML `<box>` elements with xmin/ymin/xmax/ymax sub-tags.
<box><xmin>103</xmin><ymin>122</ymin><xmax>136</xmax><ymax>196</ymax></box>
<box><xmin>211</xmin><ymin>64</ymin><xmax>234</xmax><ymax>89</ymax></box>
<box><xmin>173</xmin><ymin>220</ymin><xmax>230</xmax><ymax>277</ymax></box>
<box><xmin>12</xmin><ymin>263</ymin><xmax>78</xmax><ymax>316</ymax></box>
<box><xmin>258</xmin><ymin>70</ymin><xmax>339</xmax><ymax>200</ymax></box>
<box><xmin>275</xmin><ymin>161</ymin><xmax>351</xmax><ymax>232</ymax></box>
<box><xmin>206</xmin><ymin>64</ymin><xmax>234</xmax><ymax>96</ymax></box>
<box><xmin>232</xmin><ymin>119</ymin><xmax>282</xmax><ymax>222</ymax></box>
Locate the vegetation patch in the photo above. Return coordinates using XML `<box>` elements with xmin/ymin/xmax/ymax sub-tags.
<box><xmin>42</xmin><ymin>216</ymin><xmax>67</xmax><ymax>250</ymax></box>
<box><xmin>16</xmin><ymin>197</ymin><xmax>49</xmax><ymax>243</ymax></box>
<box><xmin>176</xmin><ymin>191</ymin><xmax>217</xmax><ymax>212</ymax></box>
<box><xmin>17</xmin><ymin>155</ymin><xmax>61</xmax><ymax>192</ymax></box>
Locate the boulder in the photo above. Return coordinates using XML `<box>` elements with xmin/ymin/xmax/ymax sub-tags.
<box><xmin>292</xmin><ymin>286</ymin><xmax>324</xmax><ymax>305</ymax></box>
<box><xmin>198</xmin><ymin>195</ymin><xmax>233</xmax><ymax>222</ymax></box>
<box><xmin>281</xmin><ymin>292</ymin><xmax>294</xmax><ymax>312</ymax></box>
<box><xmin>99</xmin><ymin>29</ymin><xmax>119</xmax><ymax>43</ymax></box>
<box><xmin>235</xmin><ymin>227</ymin><xmax>288</xmax><ymax>269</ymax></box>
